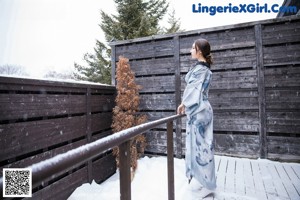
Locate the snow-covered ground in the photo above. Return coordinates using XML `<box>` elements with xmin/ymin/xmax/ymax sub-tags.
<box><xmin>68</xmin><ymin>155</ymin><xmax>300</xmax><ymax>200</ymax></box>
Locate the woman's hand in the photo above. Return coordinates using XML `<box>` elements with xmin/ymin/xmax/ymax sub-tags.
<box><xmin>177</xmin><ymin>103</ymin><xmax>185</xmax><ymax>115</ymax></box>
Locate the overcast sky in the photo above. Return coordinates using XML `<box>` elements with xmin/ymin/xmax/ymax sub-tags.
<box><xmin>0</xmin><ymin>0</ymin><xmax>283</xmax><ymax>78</ymax></box>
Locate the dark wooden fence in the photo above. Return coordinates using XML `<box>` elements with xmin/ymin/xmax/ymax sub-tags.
<box><xmin>110</xmin><ymin>15</ymin><xmax>300</xmax><ymax>161</ymax></box>
<box><xmin>0</xmin><ymin>76</ymin><xmax>116</xmax><ymax>199</ymax></box>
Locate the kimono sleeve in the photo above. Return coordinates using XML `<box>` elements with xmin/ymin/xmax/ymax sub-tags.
<box><xmin>182</xmin><ymin>67</ymin><xmax>207</xmax><ymax>114</ymax></box>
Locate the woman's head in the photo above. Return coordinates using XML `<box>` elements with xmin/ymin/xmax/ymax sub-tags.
<box><xmin>190</xmin><ymin>38</ymin><xmax>213</xmax><ymax>65</ymax></box>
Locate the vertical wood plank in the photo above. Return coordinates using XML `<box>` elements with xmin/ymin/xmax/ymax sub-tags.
<box><xmin>243</xmin><ymin>159</ymin><xmax>255</xmax><ymax>197</ymax></box>
<box><xmin>259</xmin><ymin>162</ymin><xmax>277</xmax><ymax>199</ymax></box>
<box><xmin>167</xmin><ymin>121</ymin><xmax>175</xmax><ymax>200</ymax></box>
<box><xmin>255</xmin><ymin>24</ymin><xmax>267</xmax><ymax>158</ymax></box>
<box><xmin>235</xmin><ymin>158</ymin><xmax>245</xmax><ymax>196</ymax></box>
<box><xmin>119</xmin><ymin>141</ymin><xmax>131</xmax><ymax>200</ymax></box>
<box><xmin>111</xmin><ymin>45</ymin><xmax>116</xmax><ymax>86</ymax></box>
<box><xmin>216</xmin><ymin>157</ymin><xmax>227</xmax><ymax>192</ymax></box>
<box><xmin>214</xmin><ymin>155</ymin><xmax>221</xmax><ymax>189</ymax></box>
<box><xmin>225</xmin><ymin>158</ymin><xmax>235</xmax><ymax>194</ymax></box>
<box><xmin>174</xmin><ymin>35</ymin><xmax>182</xmax><ymax>158</ymax></box>
<box><xmin>251</xmin><ymin>161</ymin><xmax>268</xmax><ymax>199</ymax></box>
<box><xmin>86</xmin><ymin>86</ymin><xmax>93</xmax><ymax>183</ymax></box>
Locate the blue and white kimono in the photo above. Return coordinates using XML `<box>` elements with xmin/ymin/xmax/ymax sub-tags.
<box><xmin>182</xmin><ymin>61</ymin><xmax>216</xmax><ymax>190</ymax></box>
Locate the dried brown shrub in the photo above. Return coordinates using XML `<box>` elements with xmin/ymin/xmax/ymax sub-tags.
<box><xmin>111</xmin><ymin>56</ymin><xmax>147</xmax><ymax>176</ymax></box>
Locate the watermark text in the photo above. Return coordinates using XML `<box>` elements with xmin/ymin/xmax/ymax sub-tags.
<box><xmin>192</xmin><ymin>3</ymin><xmax>298</xmax><ymax>16</ymax></box>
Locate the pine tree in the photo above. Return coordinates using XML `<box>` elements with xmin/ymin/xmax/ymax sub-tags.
<box><xmin>73</xmin><ymin>0</ymin><xmax>181</xmax><ymax>84</ymax></box>
<box><xmin>112</xmin><ymin>56</ymin><xmax>147</xmax><ymax>177</ymax></box>
<box><xmin>100</xmin><ymin>0</ymin><xmax>168</xmax><ymax>41</ymax></box>
<box><xmin>74</xmin><ymin>41</ymin><xmax>111</xmax><ymax>84</ymax></box>
<box><xmin>164</xmin><ymin>9</ymin><xmax>183</xmax><ymax>34</ymax></box>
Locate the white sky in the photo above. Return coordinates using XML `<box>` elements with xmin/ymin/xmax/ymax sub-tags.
<box><xmin>0</xmin><ymin>0</ymin><xmax>283</xmax><ymax>78</ymax></box>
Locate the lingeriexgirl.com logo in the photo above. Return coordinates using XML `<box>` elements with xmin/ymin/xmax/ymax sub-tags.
<box><xmin>192</xmin><ymin>3</ymin><xmax>298</xmax><ymax>16</ymax></box>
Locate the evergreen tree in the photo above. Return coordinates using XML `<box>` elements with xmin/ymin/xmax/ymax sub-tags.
<box><xmin>74</xmin><ymin>0</ymin><xmax>181</xmax><ymax>84</ymax></box>
<box><xmin>164</xmin><ymin>9</ymin><xmax>183</xmax><ymax>34</ymax></box>
<box><xmin>74</xmin><ymin>41</ymin><xmax>111</xmax><ymax>84</ymax></box>
<box><xmin>100</xmin><ymin>0</ymin><xmax>168</xmax><ymax>41</ymax></box>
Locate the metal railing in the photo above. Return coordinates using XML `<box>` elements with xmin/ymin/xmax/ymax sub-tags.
<box><xmin>0</xmin><ymin>114</ymin><xmax>185</xmax><ymax>200</ymax></box>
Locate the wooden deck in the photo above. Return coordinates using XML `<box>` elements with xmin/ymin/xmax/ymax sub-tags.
<box><xmin>68</xmin><ymin>155</ymin><xmax>300</xmax><ymax>200</ymax></box>
<box><xmin>214</xmin><ymin>155</ymin><xmax>300</xmax><ymax>200</ymax></box>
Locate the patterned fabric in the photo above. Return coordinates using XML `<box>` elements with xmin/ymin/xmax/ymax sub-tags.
<box><xmin>182</xmin><ymin>62</ymin><xmax>216</xmax><ymax>190</ymax></box>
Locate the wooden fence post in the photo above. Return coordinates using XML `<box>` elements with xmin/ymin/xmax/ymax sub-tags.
<box><xmin>167</xmin><ymin>121</ymin><xmax>175</xmax><ymax>200</ymax></box>
<box><xmin>119</xmin><ymin>141</ymin><xmax>131</xmax><ymax>200</ymax></box>
<box><xmin>255</xmin><ymin>24</ymin><xmax>267</xmax><ymax>158</ymax></box>
<box><xmin>111</xmin><ymin>45</ymin><xmax>116</xmax><ymax>86</ymax></box>
<box><xmin>86</xmin><ymin>86</ymin><xmax>93</xmax><ymax>183</ymax></box>
<box><xmin>174</xmin><ymin>35</ymin><xmax>182</xmax><ymax>158</ymax></box>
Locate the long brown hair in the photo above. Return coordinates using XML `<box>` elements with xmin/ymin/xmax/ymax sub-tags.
<box><xmin>194</xmin><ymin>38</ymin><xmax>213</xmax><ymax>66</ymax></box>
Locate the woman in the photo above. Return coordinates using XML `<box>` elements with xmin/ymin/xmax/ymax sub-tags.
<box><xmin>177</xmin><ymin>38</ymin><xmax>216</xmax><ymax>198</ymax></box>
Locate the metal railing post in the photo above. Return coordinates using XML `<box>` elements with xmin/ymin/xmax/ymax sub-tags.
<box><xmin>119</xmin><ymin>141</ymin><xmax>131</xmax><ymax>200</ymax></box>
<box><xmin>167</xmin><ymin>121</ymin><xmax>175</xmax><ymax>200</ymax></box>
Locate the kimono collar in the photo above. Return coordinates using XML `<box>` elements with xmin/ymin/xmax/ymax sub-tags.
<box><xmin>195</xmin><ymin>61</ymin><xmax>210</xmax><ymax>68</ymax></box>
<box><xmin>189</xmin><ymin>61</ymin><xmax>210</xmax><ymax>72</ymax></box>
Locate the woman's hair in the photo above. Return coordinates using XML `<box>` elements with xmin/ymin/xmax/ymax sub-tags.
<box><xmin>194</xmin><ymin>38</ymin><xmax>213</xmax><ymax>65</ymax></box>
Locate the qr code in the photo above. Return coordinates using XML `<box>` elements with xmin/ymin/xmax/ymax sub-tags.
<box><xmin>3</xmin><ymin>168</ymin><xmax>32</xmax><ymax>197</ymax></box>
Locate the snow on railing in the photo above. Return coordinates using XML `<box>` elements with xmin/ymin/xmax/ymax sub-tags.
<box><xmin>0</xmin><ymin>114</ymin><xmax>185</xmax><ymax>200</ymax></box>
